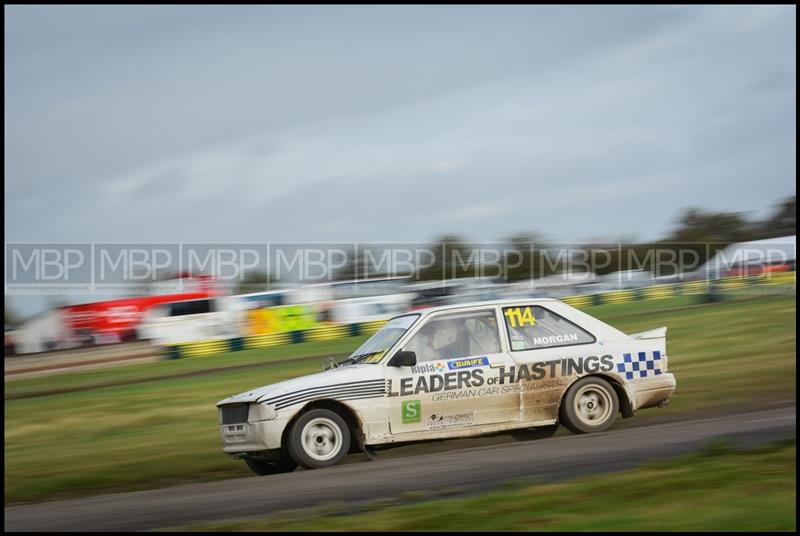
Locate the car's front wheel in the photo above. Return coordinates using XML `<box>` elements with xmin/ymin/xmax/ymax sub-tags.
<box><xmin>287</xmin><ymin>409</ymin><xmax>351</xmax><ymax>469</ymax></box>
<box><xmin>560</xmin><ymin>377</ymin><xmax>619</xmax><ymax>434</ymax></box>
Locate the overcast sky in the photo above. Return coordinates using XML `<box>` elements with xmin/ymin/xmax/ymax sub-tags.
<box><xmin>4</xmin><ymin>5</ymin><xmax>797</xmax><ymax>315</ymax></box>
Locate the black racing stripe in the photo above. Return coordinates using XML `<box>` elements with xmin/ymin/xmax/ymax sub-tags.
<box><xmin>273</xmin><ymin>386</ymin><xmax>387</xmax><ymax>409</ymax></box>
<box><xmin>263</xmin><ymin>379</ymin><xmax>385</xmax><ymax>404</ymax></box>
<box><xmin>339</xmin><ymin>393</ymin><xmax>387</xmax><ymax>402</ymax></box>
<box><xmin>264</xmin><ymin>382</ymin><xmax>386</xmax><ymax>404</ymax></box>
<box><xmin>273</xmin><ymin>384</ymin><xmax>387</xmax><ymax>406</ymax></box>
<box><xmin>263</xmin><ymin>379</ymin><xmax>385</xmax><ymax>403</ymax></box>
<box><xmin>275</xmin><ymin>392</ymin><xmax>385</xmax><ymax>410</ymax></box>
<box><xmin>274</xmin><ymin>388</ymin><xmax>386</xmax><ymax>409</ymax></box>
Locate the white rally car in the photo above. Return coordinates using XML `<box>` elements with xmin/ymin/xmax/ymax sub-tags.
<box><xmin>217</xmin><ymin>299</ymin><xmax>676</xmax><ymax>475</ymax></box>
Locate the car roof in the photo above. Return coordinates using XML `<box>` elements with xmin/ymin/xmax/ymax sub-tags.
<box><xmin>400</xmin><ymin>297</ymin><xmax>561</xmax><ymax>317</ymax></box>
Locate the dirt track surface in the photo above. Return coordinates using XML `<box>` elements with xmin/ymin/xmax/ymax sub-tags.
<box><xmin>5</xmin><ymin>405</ymin><xmax>795</xmax><ymax>532</ymax></box>
<box><xmin>4</xmin><ymin>342</ymin><xmax>162</xmax><ymax>380</ymax></box>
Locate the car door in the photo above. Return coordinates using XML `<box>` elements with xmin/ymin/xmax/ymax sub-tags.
<box><xmin>499</xmin><ymin>304</ymin><xmax>604</xmax><ymax>424</ymax></box>
<box><xmin>385</xmin><ymin>307</ymin><xmax>519</xmax><ymax>437</ymax></box>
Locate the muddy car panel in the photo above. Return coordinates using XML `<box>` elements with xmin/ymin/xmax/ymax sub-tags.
<box><xmin>217</xmin><ymin>298</ymin><xmax>676</xmax><ymax>455</ymax></box>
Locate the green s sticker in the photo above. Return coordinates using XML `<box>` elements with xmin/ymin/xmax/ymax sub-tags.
<box><xmin>402</xmin><ymin>400</ymin><xmax>421</xmax><ymax>424</ymax></box>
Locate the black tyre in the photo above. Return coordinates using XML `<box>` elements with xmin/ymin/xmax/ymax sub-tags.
<box><xmin>510</xmin><ymin>423</ymin><xmax>559</xmax><ymax>441</ymax></box>
<box><xmin>287</xmin><ymin>409</ymin><xmax>351</xmax><ymax>469</ymax></box>
<box><xmin>560</xmin><ymin>377</ymin><xmax>619</xmax><ymax>434</ymax></box>
<box><xmin>245</xmin><ymin>452</ymin><xmax>297</xmax><ymax>476</ymax></box>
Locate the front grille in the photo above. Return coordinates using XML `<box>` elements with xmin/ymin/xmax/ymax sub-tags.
<box><xmin>219</xmin><ymin>403</ymin><xmax>249</xmax><ymax>425</ymax></box>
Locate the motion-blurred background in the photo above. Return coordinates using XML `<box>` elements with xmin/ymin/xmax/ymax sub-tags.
<box><xmin>4</xmin><ymin>5</ymin><xmax>796</xmax><ymax>532</ymax></box>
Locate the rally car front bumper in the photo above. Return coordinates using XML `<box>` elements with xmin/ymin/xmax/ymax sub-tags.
<box><xmin>219</xmin><ymin>417</ymin><xmax>289</xmax><ymax>454</ymax></box>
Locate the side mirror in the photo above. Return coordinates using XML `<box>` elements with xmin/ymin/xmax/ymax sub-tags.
<box><xmin>389</xmin><ymin>350</ymin><xmax>417</xmax><ymax>367</ymax></box>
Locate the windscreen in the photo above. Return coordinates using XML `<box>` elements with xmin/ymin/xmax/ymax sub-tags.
<box><xmin>341</xmin><ymin>314</ymin><xmax>420</xmax><ymax>365</ymax></box>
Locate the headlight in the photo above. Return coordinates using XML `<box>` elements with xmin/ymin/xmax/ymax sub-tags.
<box><xmin>248</xmin><ymin>403</ymin><xmax>277</xmax><ymax>422</ymax></box>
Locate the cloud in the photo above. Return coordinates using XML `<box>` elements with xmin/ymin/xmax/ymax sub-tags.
<box><xmin>428</xmin><ymin>160</ymin><xmax>466</xmax><ymax>172</ymax></box>
<box><xmin>4</xmin><ymin>6</ymin><xmax>795</xmax><ymax>247</ymax></box>
<box><xmin>6</xmin><ymin>6</ymin><xmax>796</xmax><ymax>317</ymax></box>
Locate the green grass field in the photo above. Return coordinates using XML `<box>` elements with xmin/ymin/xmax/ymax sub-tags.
<box><xmin>4</xmin><ymin>337</ymin><xmax>368</xmax><ymax>400</ymax></box>
<box><xmin>166</xmin><ymin>441</ymin><xmax>796</xmax><ymax>532</ymax></box>
<box><xmin>4</xmin><ymin>294</ymin><xmax>796</xmax><ymax>504</ymax></box>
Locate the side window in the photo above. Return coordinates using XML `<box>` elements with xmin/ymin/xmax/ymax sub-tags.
<box><xmin>404</xmin><ymin>310</ymin><xmax>501</xmax><ymax>362</ymax></box>
<box><xmin>502</xmin><ymin>306</ymin><xmax>594</xmax><ymax>351</ymax></box>
<box><xmin>169</xmin><ymin>299</ymin><xmax>213</xmax><ymax>317</ymax></box>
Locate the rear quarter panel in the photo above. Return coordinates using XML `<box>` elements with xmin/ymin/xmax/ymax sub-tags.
<box><xmin>506</xmin><ymin>301</ymin><xmax>670</xmax><ymax>421</ymax></box>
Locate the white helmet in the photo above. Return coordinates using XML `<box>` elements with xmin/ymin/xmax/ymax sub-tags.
<box><xmin>431</xmin><ymin>320</ymin><xmax>458</xmax><ymax>350</ymax></box>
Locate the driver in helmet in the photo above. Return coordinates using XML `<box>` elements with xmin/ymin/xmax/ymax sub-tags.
<box><xmin>431</xmin><ymin>319</ymin><xmax>464</xmax><ymax>360</ymax></box>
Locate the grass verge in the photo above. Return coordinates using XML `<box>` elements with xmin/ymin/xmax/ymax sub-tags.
<box><xmin>4</xmin><ymin>295</ymin><xmax>796</xmax><ymax>504</ymax></box>
<box><xmin>5</xmin><ymin>337</ymin><xmax>369</xmax><ymax>399</ymax></box>
<box><xmin>164</xmin><ymin>440</ymin><xmax>797</xmax><ymax>532</ymax></box>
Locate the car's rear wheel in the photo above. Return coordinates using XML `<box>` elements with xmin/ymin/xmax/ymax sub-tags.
<box><xmin>510</xmin><ymin>423</ymin><xmax>559</xmax><ymax>441</ymax></box>
<box><xmin>244</xmin><ymin>452</ymin><xmax>297</xmax><ymax>476</ymax></box>
<box><xmin>560</xmin><ymin>377</ymin><xmax>619</xmax><ymax>434</ymax></box>
<box><xmin>287</xmin><ymin>409</ymin><xmax>351</xmax><ymax>469</ymax></box>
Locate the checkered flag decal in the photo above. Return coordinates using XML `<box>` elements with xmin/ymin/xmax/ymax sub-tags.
<box><xmin>617</xmin><ymin>351</ymin><xmax>662</xmax><ymax>380</ymax></box>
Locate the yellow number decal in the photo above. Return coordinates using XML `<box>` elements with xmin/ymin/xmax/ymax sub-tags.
<box><xmin>504</xmin><ymin>307</ymin><xmax>536</xmax><ymax>328</ymax></box>
<box><xmin>520</xmin><ymin>307</ymin><xmax>535</xmax><ymax>326</ymax></box>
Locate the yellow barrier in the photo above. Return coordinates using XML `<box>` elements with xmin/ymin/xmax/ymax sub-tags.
<box><xmin>642</xmin><ymin>285</ymin><xmax>675</xmax><ymax>300</ymax></box>
<box><xmin>245</xmin><ymin>332</ymin><xmax>291</xmax><ymax>349</ymax></box>
<box><xmin>360</xmin><ymin>319</ymin><xmax>388</xmax><ymax>334</ymax></box>
<box><xmin>562</xmin><ymin>295</ymin><xmax>594</xmax><ymax>308</ymax></box>
<box><xmin>166</xmin><ymin>274</ymin><xmax>795</xmax><ymax>359</ymax></box>
<box><xmin>763</xmin><ymin>271</ymin><xmax>796</xmax><ymax>285</ymax></box>
<box><xmin>716</xmin><ymin>278</ymin><xmax>748</xmax><ymax>291</ymax></box>
<box><xmin>602</xmin><ymin>289</ymin><xmax>637</xmax><ymax>304</ymax></box>
<box><xmin>305</xmin><ymin>324</ymin><xmax>349</xmax><ymax>342</ymax></box>
<box><xmin>681</xmin><ymin>280</ymin><xmax>710</xmax><ymax>295</ymax></box>
<box><xmin>180</xmin><ymin>339</ymin><xmax>230</xmax><ymax>357</ymax></box>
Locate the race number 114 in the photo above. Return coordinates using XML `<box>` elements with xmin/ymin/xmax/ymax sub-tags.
<box><xmin>505</xmin><ymin>307</ymin><xmax>535</xmax><ymax>328</ymax></box>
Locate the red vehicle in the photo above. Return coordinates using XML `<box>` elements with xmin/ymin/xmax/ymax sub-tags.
<box><xmin>63</xmin><ymin>275</ymin><xmax>218</xmax><ymax>345</ymax></box>
<box><xmin>724</xmin><ymin>261</ymin><xmax>792</xmax><ymax>278</ymax></box>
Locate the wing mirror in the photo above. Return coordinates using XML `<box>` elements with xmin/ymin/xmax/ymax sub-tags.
<box><xmin>389</xmin><ymin>350</ymin><xmax>417</xmax><ymax>367</ymax></box>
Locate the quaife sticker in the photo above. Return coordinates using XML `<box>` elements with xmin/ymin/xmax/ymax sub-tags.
<box><xmin>448</xmin><ymin>357</ymin><xmax>489</xmax><ymax>370</ymax></box>
<box><xmin>402</xmin><ymin>400</ymin><xmax>422</xmax><ymax>424</ymax></box>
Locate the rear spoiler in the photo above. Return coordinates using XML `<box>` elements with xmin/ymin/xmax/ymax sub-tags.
<box><xmin>630</xmin><ymin>326</ymin><xmax>667</xmax><ymax>340</ymax></box>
